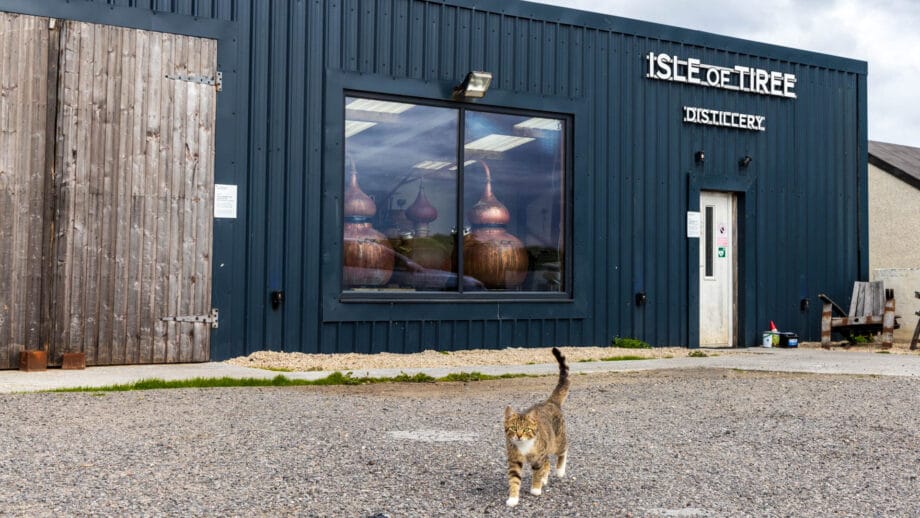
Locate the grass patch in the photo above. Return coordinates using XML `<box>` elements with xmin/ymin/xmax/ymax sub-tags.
<box><xmin>875</xmin><ymin>350</ymin><xmax>891</xmax><ymax>354</ymax></box>
<box><xmin>257</xmin><ymin>366</ymin><xmax>293</xmax><ymax>373</ymax></box>
<box><xmin>440</xmin><ymin>372</ymin><xmax>529</xmax><ymax>382</ymax></box>
<box><xmin>851</xmin><ymin>333</ymin><xmax>876</xmax><ymax>344</ymax></box>
<box><xmin>579</xmin><ymin>355</ymin><xmax>652</xmax><ymax>362</ymax></box>
<box><xmin>610</xmin><ymin>337</ymin><xmax>652</xmax><ymax>349</ymax></box>
<box><xmin>688</xmin><ymin>350</ymin><xmax>709</xmax><ymax>358</ymax></box>
<box><xmin>598</xmin><ymin>355</ymin><xmax>647</xmax><ymax>362</ymax></box>
<box><xmin>46</xmin><ymin>371</ymin><xmax>534</xmax><ymax>393</ymax></box>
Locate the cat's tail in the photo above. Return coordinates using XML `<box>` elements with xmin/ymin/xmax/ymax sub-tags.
<box><xmin>548</xmin><ymin>347</ymin><xmax>569</xmax><ymax>406</ymax></box>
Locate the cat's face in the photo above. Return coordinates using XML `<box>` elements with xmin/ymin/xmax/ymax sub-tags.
<box><xmin>504</xmin><ymin>406</ymin><xmax>538</xmax><ymax>447</ymax></box>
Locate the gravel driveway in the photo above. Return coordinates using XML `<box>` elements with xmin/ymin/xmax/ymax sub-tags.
<box><xmin>1</xmin><ymin>368</ymin><xmax>918</xmax><ymax>517</ymax></box>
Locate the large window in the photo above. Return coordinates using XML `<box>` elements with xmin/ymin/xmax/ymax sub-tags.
<box><xmin>342</xmin><ymin>94</ymin><xmax>568</xmax><ymax>296</ymax></box>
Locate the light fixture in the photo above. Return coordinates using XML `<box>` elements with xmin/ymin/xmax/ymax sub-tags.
<box><xmin>514</xmin><ymin>118</ymin><xmax>562</xmax><ymax>132</ymax></box>
<box><xmin>695</xmin><ymin>151</ymin><xmax>705</xmax><ymax>163</ymax></box>
<box><xmin>412</xmin><ymin>160</ymin><xmax>453</xmax><ymax>170</ymax></box>
<box><xmin>448</xmin><ymin>159</ymin><xmax>478</xmax><ymax>171</ymax></box>
<box><xmin>345</xmin><ymin>98</ymin><xmax>414</xmax><ymax>114</ymax></box>
<box><xmin>453</xmin><ymin>71</ymin><xmax>493</xmax><ymax>99</ymax></box>
<box><xmin>344</xmin><ymin>120</ymin><xmax>376</xmax><ymax>138</ymax></box>
<box><xmin>464</xmin><ymin>134</ymin><xmax>534</xmax><ymax>153</ymax></box>
<box><xmin>739</xmin><ymin>155</ymin><xmax>752</xmax><ymax>167</ymax></box>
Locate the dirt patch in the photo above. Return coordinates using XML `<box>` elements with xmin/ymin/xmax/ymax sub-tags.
<box><xmin>225</xmin><ymin>345</ymin><xmax>733</xmax><ymax>373</ymax></box>
<box><xmin>225</xmin><ymin>341</ymin><xmax>919</xmax><ymax>375</ymax></box>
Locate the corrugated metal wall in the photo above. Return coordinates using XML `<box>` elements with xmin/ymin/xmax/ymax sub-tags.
<box><xmin>0</xmin><ymin>0</ymin><xmax>867</xmax><ymax>360</ymax></box>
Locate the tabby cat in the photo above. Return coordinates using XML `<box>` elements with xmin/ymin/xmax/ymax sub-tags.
<box><xmin>503</xmin><ymin>347</ymin><xmax>569</xmax><ymax>507</ymax></box>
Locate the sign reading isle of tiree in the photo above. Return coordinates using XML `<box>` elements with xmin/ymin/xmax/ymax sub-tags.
<box><xmin>646</xmin><ymin>52</ymin><xmax>797</xmax><ymax>132</ymax></box>
<box><xmin>646</xmin><ymin>52</ymin><xmax>797</xmax><ymax>98</ymax></box>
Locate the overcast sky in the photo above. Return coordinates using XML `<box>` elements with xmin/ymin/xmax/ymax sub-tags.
<box><xmin>530</xmin><ymin>0</ymin><xmax>920</xmax><ymax>148</ymax></box>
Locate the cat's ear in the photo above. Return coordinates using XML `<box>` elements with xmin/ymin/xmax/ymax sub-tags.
<box><xmin>504</xmin><ymin>405</ymin><xmax>515</xmax><ymax>419</ymax></box>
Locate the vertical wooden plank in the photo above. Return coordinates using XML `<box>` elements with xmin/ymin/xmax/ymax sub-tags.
<box><xmin>1</xmin><ymin>13</ymin><xmax>15</xmax><ymax>366</ymax></box>
<box><xmin>849</xmin><ymin>282</ymin><xmax>861</xmax><ymax>317</ymax></box>
<box><xmin>8</xmin><ymin>14</ymin><xmax>26</xmax><ymax>358</ymax></box>
<box><xmin>41</xmin><ymin>17</ymin><xmax>62</xmax><ymax>363</ymax></box>
<box><xmin>124</xmin><ymin>28</ymin><xmax>148</xmax><ymax>364</ymax></box>
<box><xmin>103</xmin><ymin>24</ymin><xmax>124</xmax><ymax>364</ymax></box>
<box><xmin>158</xmin><ymin>30</ymin><xmax>180</xmax><ymax>364</ymax></box>
<box><xmin>141</xmin><ymin>28</ymin><xmax>164</xmax><ymax>364</ymax></box>
<box><xmin>87</xmin><ymin>21</ymin><xmax>104</xmax><ymax>363</ymax></box>
<box><xmin>192</xmin><ymin>38</ymin><xmax>216</xmax><ymax>362</ymax></box>
<box><xmin>166</xmin><ymin>34</ymin><xmax>184</xmax><ymax>363</ymax></box>
<box><xmin>95</xmin><ymin>23</ymin><xmax>121</xmax><ymax>365</ymax></box>
<box><xmin>51</xmin><ymin>20</ymin><xmax>75</xmax><ymax>363</ymax></box>
<box><xmin>0</xmin><ymin>13</ymin><xmax>15</xmax><ymax>367</ymax></box>
<box><xmin>69</xmin><ymin>21</ymin><xmax>94</xmax><ymax>361</ymax></box>
<box><xmin>110</xmin><ymin>26</ymin><xmax>136</xmax><ymax>366</ymax></box>
<box><xmin>23</xmin><ymin>15</ymin><xmax>50</xmax><ymax>352</ymax></box>
<box><xmin>179</xmin><ymin>34</ymin><xmax>200</xmax><ymax>363</ymax></box>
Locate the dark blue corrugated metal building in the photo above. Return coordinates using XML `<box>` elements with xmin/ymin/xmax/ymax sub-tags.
<box><xmin>3</xmin><ymin>0</ymin><xmax>868</xmax><ymax>359</ymax></box>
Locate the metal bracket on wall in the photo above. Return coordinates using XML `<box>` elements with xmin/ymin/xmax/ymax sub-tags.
<box><xmin>166</xmin><ymin>71</ymin><xmax>222</xmax><ymax>91</ymax></box>
<box><xmin>161</xmin><ymin>308</ymin><xmax>219</xmax><ymax>328</ymax></box>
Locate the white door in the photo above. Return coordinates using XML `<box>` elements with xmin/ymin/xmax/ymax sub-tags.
<box><xmin>699</xmin><ymin>191</ymin><xmax>736</xmax><ymax>346</ymax></box>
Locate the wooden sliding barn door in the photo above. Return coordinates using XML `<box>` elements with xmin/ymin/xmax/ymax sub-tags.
<box><xmin>47</xmin><ymin>21</ymin><xmax>217</xmax><ymax>366</ymax></box>
<box><xmin>0</xmin><ymin>13</ymin><xmax>57</xmax><ymax>369</ymax></box>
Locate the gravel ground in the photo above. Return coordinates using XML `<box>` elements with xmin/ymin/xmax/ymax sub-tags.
<box><xmin>2</xmin><ymin>367</ymin><xmax>919</xmax><ymax>517</ymax></box>
<box><xmin>0</xmin><ymin>369</ymin><xmax>920</xmax><ymax>518</ymax></box>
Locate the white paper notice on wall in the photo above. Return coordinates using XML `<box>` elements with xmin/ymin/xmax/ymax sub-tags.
<box><xmin>686</xmin><ymin>211</ymin><xmax>701</xmax><ymax>238</ymax></box>
<box><xmin>214</xmin><ymin>184</ymin><xmax>238</xmax><ymax>219</ymax></box>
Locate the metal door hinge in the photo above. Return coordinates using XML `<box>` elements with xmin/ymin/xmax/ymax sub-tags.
<box><xmin>161</xmin><ymin>308</ymin><xmax>219</xmax><ymax>328</ymax></box>
<box><xmin>166</xmin><ymin>71</ymin><xmax>222</xmax><ymax>92</ymax></box>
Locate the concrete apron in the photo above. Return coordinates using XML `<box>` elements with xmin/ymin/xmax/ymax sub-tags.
<box><xmin>1</xmin><ymin>348</ymin><xmax>919</xmax><ymax>394</ymax></box>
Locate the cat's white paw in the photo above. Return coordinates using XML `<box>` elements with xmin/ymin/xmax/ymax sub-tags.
<box><xmin>529</xmin><ymin>487</ymin><xmax>542</xmax><ymax>496</ymax></box>
<box><xmin>506</xmin><ymin>497</ymin><xmax>519</xmax><ymax>507</ymax></box>
<box><xmin>555</xmin><ymin>466</ymin><xmax>566</xmax><ymax>477</ymax></box>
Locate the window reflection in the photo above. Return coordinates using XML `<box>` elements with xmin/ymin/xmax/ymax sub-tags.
<box><xmin>464</xmin><ymin>112</ymin><xmax>565</xmax><ymax>292</ymax></box>
<box><xmin>342</xmin><ymin>96</ymin><xmax>565</xmax><ymax>294</ymax></box>
<box><xmin>343</xmin><ymin>98</ymin><xmax>460</xmax><ymax>292</ymax></box>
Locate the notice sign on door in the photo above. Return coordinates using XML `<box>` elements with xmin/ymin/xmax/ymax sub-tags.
<box><xmin>214</xmin><ymin>184</ymin><xmax>238</xmax><ymax>219</ymax></box>
<box><xmin>718</xmin><ymin>247</ymin><xmax>726</xmax><ymax>258</ymax></box>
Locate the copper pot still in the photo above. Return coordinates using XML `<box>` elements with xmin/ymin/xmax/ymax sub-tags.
<box><xmin>401</xmin><ymin>180</ymin><xmax>452</xmax><ymax>289</ymax></box>
<box><xmin>463</xmin><ymin>162</ymin><xmax>528</xmax><ymax>289</ymax></box>
<box><xmin>342</xmin><ymin>160</ymin><xmax>394</xmax><ymax>287</ymax></box>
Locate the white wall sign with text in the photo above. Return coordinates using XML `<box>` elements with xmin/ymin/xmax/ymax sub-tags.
<box><xmin>214</xmin><ymin>184</ymin><xmax>238</xmax><ymax>219</ymax></box>
<box><xmin>646</xmin><ymin>52</ymin><xmax>797</xmax><ymax>99</ymax></box>
<box><xmin>683</xmin><ymin>106</ymin><xmax>766</xmax><ymax>132</ymax></box>
<box><xmin>687</xmin><ymin>211</ymin><xmax>701</xmax><ymax>238</ymax></box>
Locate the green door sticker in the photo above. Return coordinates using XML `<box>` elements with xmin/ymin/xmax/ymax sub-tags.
<box><xmin>717</xmin><ymin>247</ymin><xmax>726</xmax><ymax>258</ymax></box>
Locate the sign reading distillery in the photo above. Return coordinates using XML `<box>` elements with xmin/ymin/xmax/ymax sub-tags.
<box><xmin>683</xmin><ymin>106</ymin><xmax>765</xmax><ymax>132</ymax></box>
<box><xmin>646</xmin><ymin>52</ymin><xmax>797</xmax><ymax>99</ymax></box>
